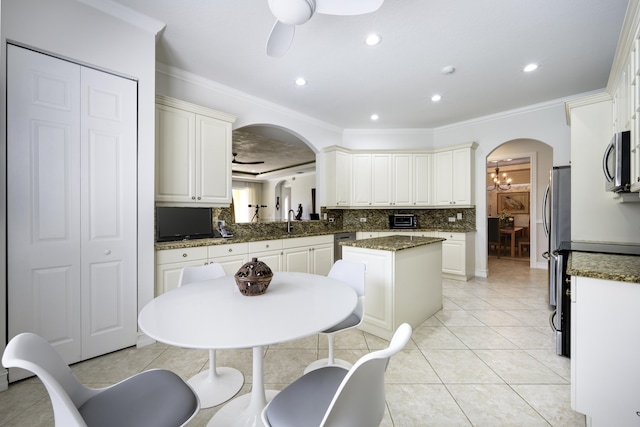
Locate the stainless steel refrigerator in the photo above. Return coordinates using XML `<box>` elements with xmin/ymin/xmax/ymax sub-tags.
<box><xmin>542</xmin><ymin>165</ymin><xmax>571</xmax><ymax>357</ymax></box>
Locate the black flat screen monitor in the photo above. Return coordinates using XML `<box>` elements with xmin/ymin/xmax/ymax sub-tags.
<box><xmin>156</xmin><ymin>207</ymin><xmax>215</xmax><ymax>242</ymax></box>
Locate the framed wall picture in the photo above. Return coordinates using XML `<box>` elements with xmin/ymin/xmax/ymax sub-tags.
<box><xmin>497</xmin><ymin>192</ymin><xmax>529</xmax><ymax>214</ymax></box>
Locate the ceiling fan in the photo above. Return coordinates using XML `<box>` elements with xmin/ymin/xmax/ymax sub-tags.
<box><xmin>266</xmin><ymin>0</ymin><xmax>384</xmax><ymax>57</ymax></box>
<box><xmin>232</xmin><ymin>152</ymin><xmax>265</xmax><ymax>165</ymax></box>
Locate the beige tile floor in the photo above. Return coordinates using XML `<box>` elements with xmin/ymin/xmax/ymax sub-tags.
<box><xmin>0</xmin><ymin>258</ymin><xmax>586</xmax><ymax>426</ymax></box>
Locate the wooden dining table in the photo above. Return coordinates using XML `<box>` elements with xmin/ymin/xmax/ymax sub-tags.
<box><xmin>500</xmin><ymin>226</ymin><xmax>524</xmax><ymax>258</ymax></box>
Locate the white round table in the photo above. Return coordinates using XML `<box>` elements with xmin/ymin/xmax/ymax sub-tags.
<box><xmin>138</xmin><ymin>271</ymin><xmax>357</xmax><ymax>427</ymax></box>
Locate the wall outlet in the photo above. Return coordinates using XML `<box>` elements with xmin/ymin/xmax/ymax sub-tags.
<box><xmin>360</xmin><ymin>217</ymin><xmax>367</xmax><ymax>222</ymax></box>
<box><xmin>457</xmin><ymin>213</ymin><xmax>463</xmax><ymax>220</ymax></box>
<box><xmin>448</xmin><ymin>217</ymin><xmax>456</xmax><ymax>222</ymax></box>
<box><xmin>329</xmin><ymin>217</ymin><xmax>335</xmax><ymax>223</ymax></box>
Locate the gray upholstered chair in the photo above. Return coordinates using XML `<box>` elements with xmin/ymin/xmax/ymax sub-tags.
<box><xmin>262</xmin><ymin>323</ymin><xmax>412</xmax><ymax>427</ymax></box>
<box><xmin>304</xmin><ymin>260</ymin><xmax>366</xmax><ymax>374</ymax></box>
<box><xmin>2</xmin><ymin>332</ymin><xmax>199</xmax><ymax>427</ymax></box>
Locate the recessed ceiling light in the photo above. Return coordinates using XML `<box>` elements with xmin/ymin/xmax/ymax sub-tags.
<box><xmin>295</xmin><ymin>77</ymin><xmax>307</xmax><ymax>86</ymax></box>
<box><xmin>370</xmin><ymin>114</ymin><xmax>379</xmax><ymax>121</ymax></box>
<box><xmin>523</xmin><ymin>63</ymin><xmax>539</xmax><ymax>72</ymax></box>
<box><xmin>431</xmin><ymin>94</ymin><xmax>442</xmax><ymax>102</ymax></box>
<box><xmin>365</xmin><ymin>33</ymin><xmax>382</xmax><ymax>46</ymax></box>
<box><xmin>441</xmin><ymin>65</ymin><xmax>455</xmax><ymax>75</ymax></box>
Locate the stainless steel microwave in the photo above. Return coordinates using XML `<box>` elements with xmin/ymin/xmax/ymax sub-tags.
<box><xmin>389</xmin><ymin>214</ymin><xmax>417</xmax><ymax>229</ymax></box>
<box><xmin>603</xmin><ymin>130</ymin><xmax>631</xmax><ymax>193</ymax></box>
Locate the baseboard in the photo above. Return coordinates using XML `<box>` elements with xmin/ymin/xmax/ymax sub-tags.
<box><xmin>136</xmin><ymin>332</ymin><xmax>156</xmax><ymax>348</ymax></box>
<box><xmin>0</xmin><ymin>368</ymin><xmax>8</xmax><ymax>392</ymax></box>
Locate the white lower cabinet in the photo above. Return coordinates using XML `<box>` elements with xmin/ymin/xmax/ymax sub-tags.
<box><xmin>155</xmin><ymin>247</ymin><xmax>209</xmax><ymax>295</ymax></box>
<box><xmin>571</xmin><ymin>276</ymin><xmax>640</xmax><ymax>425</ymax></box>
<box><xmin>437</xmin><ymin>232</ymin><xmax>475</xmax><ymax>281</ymax></box>
<box><xmin>155</xmin><ymin>236</ymin><xmax>335</xmax><ymax>295</ymax></box>
<box><xmin>209</xmin><ymin>242</ymin><xmax>250</xmax><ymax>275</ymax></box>
<box><xmin>248</xmin><ymin>240</ymin><xmax>283</xmax><ymax>272</ymax></box>
<box><xmin>283</xmin><ymin>235</ymin><xmax>334</xmax><ymax>274</ymax></box>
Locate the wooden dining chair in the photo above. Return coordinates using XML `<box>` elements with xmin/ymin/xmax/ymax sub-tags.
<box><xmin>517</xmin><ymin>225</ymin><xmax>531</xmax><ymax>257</ymax></box>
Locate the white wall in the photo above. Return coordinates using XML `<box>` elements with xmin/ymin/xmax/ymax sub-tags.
<box><xmin>261</xmin><ymin>173</ymin><xmax>317</xmax><ymax>222</ymax></box>
<box><xmin>570</xmin><ymin>98</ymin><xmax>640</xmax><ymax>243</ymax></box>
<box><xmin>0</xmin><ymin>0</ymin><xmax>161</xmax><ymax>388</ymax></box>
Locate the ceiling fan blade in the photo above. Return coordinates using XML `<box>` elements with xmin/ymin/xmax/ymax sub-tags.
<box><xmin>232</xmin><ymin>153</ymin><xmax>265</xmax><ymax>165</ymax></box>
<box><xmin>266</xmin><ymin>20</ymin><xmax>295</xmax><ymax>57</ymax></box>
<box><xmin>315</xmin><ymin>0</ymin><xmax>384</xmax><ymax>15</ymax></box>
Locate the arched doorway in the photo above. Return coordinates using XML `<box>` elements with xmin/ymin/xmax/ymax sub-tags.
<box><xmin>486</xmin><ymin>139</ymin><xmax>553</xmax><ymax>271</ymax></box>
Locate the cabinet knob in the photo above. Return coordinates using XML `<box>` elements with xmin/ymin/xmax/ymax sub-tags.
<box><xmin>182</xmin><ymin>253</ymin><xmax>187</xmax><ymax>258</ymax></box>
<box><xmin>104</xmin><ymin>249</ymin><xmax>111</xmax><ymax>255</ymax></box>
<box><xmin>266</xmin><ymin>244</ymin><xmax>269</xmax><ymax>248</ymax></box>
<box><xmin>228</xmin><ymin>248</ymin><xmax>233</xmax><ymax>253</ymax></box>
<box><xmin>192</xmin><ymin>196</ymin><xmax>196</xmax><ymax>200</ymax></box>
<box><xmin>197</xmin><ymin>196</ymin><xmax>201</xmax><ymax>200</ymax></box>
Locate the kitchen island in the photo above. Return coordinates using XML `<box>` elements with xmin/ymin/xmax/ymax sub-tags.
<box><xmin>341</xmin><ymin>235</ymin><xmax>445</xmax><ymax>340</ymax></box>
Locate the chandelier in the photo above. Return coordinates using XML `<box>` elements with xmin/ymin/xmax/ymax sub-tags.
<box><xmin>489</xmin><ymin>161</ymin><xmax>512</xmax><ymax>191</ymax></box>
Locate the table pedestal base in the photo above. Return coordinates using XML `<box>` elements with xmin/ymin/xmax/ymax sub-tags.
<box><xmin>188</xmin><ymin>367</ymin><xmax>244</xmax><ymax>408</ymax></box>
<box><xmin>207</xmin><ymin>390</ymin><xmax>278</xmax><ymax>427</ymax></box>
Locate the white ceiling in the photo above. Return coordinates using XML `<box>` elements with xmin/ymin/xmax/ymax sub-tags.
<box><xmin>111</xmin><ymin>0</ymin><xmax>629</xmax><ymax>173</ymax></box>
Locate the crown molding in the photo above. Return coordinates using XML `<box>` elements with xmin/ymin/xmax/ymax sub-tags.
<box><xmin>607</xmin><ymin>0</ymin><xmax>640</xmax><ymax>94</ymax></box>
<box><xmin>564</xmin><ymin>92</ymin><xmax>612</xmax><ymax>125</ymax></box>
<box><xmin>76</xmin><ymin>0</ymin><xmax>166</xmax><ymax>41</ymax></box>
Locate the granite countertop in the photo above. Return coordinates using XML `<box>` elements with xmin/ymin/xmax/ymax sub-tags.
<box><xmin>154</xmin><ymin>230</ymin><xmax>338</xmax><ymax>250</ymax></box>
<box><xmin>340</xmin><ymin>235</ymin><xmax>445</xmax><ymax>252</ymax></box>
<box><xmin>568</xmin><ymin>252</ymin><xmax>640</xmax><ymax>284</ymax></box>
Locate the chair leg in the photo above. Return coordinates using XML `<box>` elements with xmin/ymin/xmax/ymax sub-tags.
<box><xmin>327</xmin><ymin>333</ymin><xmax>336</xmax><ymax>365</ymax></box>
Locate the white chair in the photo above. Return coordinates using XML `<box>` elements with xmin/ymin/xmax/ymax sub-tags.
<box><xmin>178</xmin><ymin>263</ymin><xmax>244</xmax><ymax>408</ymax></box>
<box><xmin>304</xmin><ymin>260</ymin><xmax>366</xmax><ymax>374</ymax></box>
<box><xmin>2</xmin><ymin>332</ymin><xmax>199</xmax><ymax>427</ymax></box>
<box><xmin>262</xmin><ymin>323</ymin><xmax>412</xmax><ymax>427</ymax></box>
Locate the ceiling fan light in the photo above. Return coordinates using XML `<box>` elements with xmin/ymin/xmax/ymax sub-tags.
<box><xmin>268</xmin><ymin>0</ymin><xmax>315</xmax><ymax>25</ymax></box>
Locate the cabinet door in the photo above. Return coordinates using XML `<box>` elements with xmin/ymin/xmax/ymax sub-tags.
<box><xmin>433</xmin><ymin>150</ymin><xmax>454</xmax><ymax>205</ymax></box>
<box><xmin>372</xmin><ymin>154</ymin><xmax>392</xmax><ymax>206</ymax></box>
<box><xmin>213</xmin><ymin>254</ymin><xmax>249</xmax><ymax>276</ymax></box>
<box><xmin>283</xmin><ymin>247</ymin><xmax>312</xmax><ymax>273</ymax></box>
<box><xmin>250</xmin><ymin>251</ymin><xmax>283</xmax><ymax>272</ymax></box>
<box><xmin>352</xmin><ymin>154</ymin><xmax>372</xmax><ymax>206</ymax></box>
<box><xmin>335</xmin><ymin>150</ymin><xmax>351</xmax><ymax>206</ymax></box>
<box><xmin>196</xmin><ymin>114</ymin><xmax>232</xmax><ymax>204</ymax></box>
<box><xmin>155</xmin><ymin>105</ymin><xmax>195</xmax><ymax>203</ymax></box>
<box><xmin>413</xmin><ymin>154</ymin><xmax>432</xmax><ymax>206</ymax></box>
<box><xmin>452</xmin><ymin>148</ymin><xmax>472</xmax><ymax>205</ymax></box>
<box><xmin>155</xmin><ymin>259</ymin><xmax>205</xmax><ymax>295</ymax></box>
<box><xmin>392</xmin><ymin>154</ymin><xmax>413</xmax><ymax>206</ymax></box>
<box><xmin>441</xmin><ymin>239</ymin><xmax>465</xmax><ymax>275</ymax></box>
<box><xmin>572</xmin><ymin>277</ymin><xmax>640</xmax><ymax>424</ymax></box>
<box><xmin>311</xmin><ymin>244</ymin><xmax>334</xmax><ymax>275</ymax></box>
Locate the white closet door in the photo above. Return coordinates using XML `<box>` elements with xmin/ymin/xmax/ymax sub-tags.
<box><xmin>80</xmin><ymin>67</ymin><xmax>137</xmax><ymax>359</ymax></box>
<box><xmin>8</xmin><ymin>45</ymin><xmax>83</xmax><ymax>364</ymax></box>
<box><xmin>7</xmin><ymin>45</ymin><xmax>138</xmax><ymax>373</ymax></box>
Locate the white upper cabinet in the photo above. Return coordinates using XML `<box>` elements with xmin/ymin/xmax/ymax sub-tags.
<box><xmin>413</xmin><ymin>153</ymin><xmax>432</xmax><ymax>206</ymax></box>
<box><xmin>323</xmin><ymin>147</ymin><xmax>351</xmax><ymax>207</ymax></box>
<box><xmin>322</xmin><ymin>143</ymin><xmax>475</xmax><ymax>208</ymax></box>
<box><xmin>155</xmin><ymin>95</ymin><xmax>236</xmax><ymax>206</ymax></box>
<box><xmin>352</xmin><ymin>153</ymin><xmax>373</xmax><ymax>206</ymax></box>
<box><xmin>433</xmin><ymin>145</ymin><xmax>476</xmax><ymax>206</ymax></box>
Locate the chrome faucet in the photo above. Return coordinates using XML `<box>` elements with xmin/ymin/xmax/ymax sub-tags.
<box><xmin>287</xmin><ymin>209</ymin><xmax>295</xmax><ymax>233</ymax></box>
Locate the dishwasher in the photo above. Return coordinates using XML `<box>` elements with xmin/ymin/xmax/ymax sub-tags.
<box><xmin>334</xmin><ymin>232</ymin><xmax>356</xmax><ymax>260</ymax></box>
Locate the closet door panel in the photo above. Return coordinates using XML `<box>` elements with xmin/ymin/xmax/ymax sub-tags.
<box><xmin>80</xmin><ymin>67</ymin><xmax>138</xmax><ymax>358</ymax></box>
<box><xmin>7</xmin><ymin>45</ymin><xmax>82</xmax><ymax>366</ymax></box>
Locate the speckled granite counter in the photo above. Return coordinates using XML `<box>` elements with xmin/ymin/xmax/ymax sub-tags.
<box><xmin>154</xmin><ymin>231</ymin><xmax>337</xmax><ymax>250</ymax></box>
<box><xmin>568</xmin><ymin>252</ymin><xmax>640</xmax><ymax>284</ymax></box>
<box><xmin>340</xmin><ymin>235</ymin><xmax>445</xmax><ymax>252</ymax></box>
